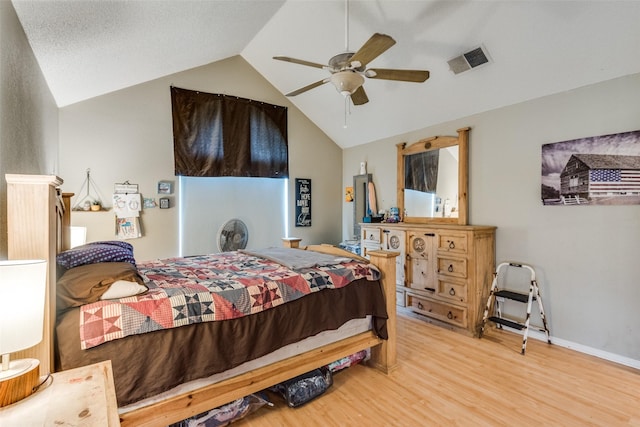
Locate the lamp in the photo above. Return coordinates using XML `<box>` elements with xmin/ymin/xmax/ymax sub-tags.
<box><xmin>330</xmin><ymin>70</ymin><xmax>364</xmax><ymax>96</ymax></box>
<box><xmin>0</xmin><ymin>259</ymin><xmax>47</xmax><ymax>407</ymax></box>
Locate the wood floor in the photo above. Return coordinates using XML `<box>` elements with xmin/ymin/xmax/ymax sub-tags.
<box><xmin>239</xmin><ymin>312</ymin><xmax>640</xmax><ymax>426</ymax></box>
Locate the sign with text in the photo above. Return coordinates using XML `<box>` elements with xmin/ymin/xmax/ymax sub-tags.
<box><xmin>295</xmin><ymin>178</ymin><xmax>311</xmax><ymax>227</ymax></box>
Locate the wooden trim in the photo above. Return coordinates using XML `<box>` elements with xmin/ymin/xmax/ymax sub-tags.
<box><xmin>302</xmin><ymin>243</ymin><xmax>370</xmax><ymax>263</ymax></box>
<box><xmin>120</xmin><ymin>332</ymin><xmax>384</xmax><ymax>426</ymax></box>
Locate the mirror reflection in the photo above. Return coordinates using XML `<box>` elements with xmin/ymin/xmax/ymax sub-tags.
<box><xmin>404</xmin><ymin>146</ymin><xmax>458</xmax><ymax>218</ymax></box>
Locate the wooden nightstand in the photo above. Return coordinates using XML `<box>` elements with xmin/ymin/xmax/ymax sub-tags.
<box><xmin>0</xmin><ymin>360</ymin><xmax>119</xmax><ymax>426</ymax></box>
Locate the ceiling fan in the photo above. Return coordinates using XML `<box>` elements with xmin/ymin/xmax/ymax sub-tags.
<box><xmin>273</xmin><ymin>1</ymin><xmax>430</xmax><ymax>106</ymax></box>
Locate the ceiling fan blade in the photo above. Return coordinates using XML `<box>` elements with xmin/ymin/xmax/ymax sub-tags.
<box><xmin>273</xmin><ymin>56</ymin><xmax>326</xmax><ymax>69</ymax></box>
<box><xmin>349</xmin><ymin>33</ymin><xmax>396</xmax><ymax>69</ymax></box>
<box><xmin>286</xmin><ymin>79</ymin><xmax>328</xmax><ymax>97</ymax></box>
<box><xmin>366</xmin><ymin>68</ymin><xmax>430</xmax><ymax>82</ymax></box>
<box><xmin>350</xmin><ymin>86</ymin><xmax>369</xmax><ymax>106</ymax></box>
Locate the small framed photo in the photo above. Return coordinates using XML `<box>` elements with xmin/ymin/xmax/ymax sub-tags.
<box><xmin>345</xmin><ymin>186</ymin><xmax>354</xmax><ymax>202</ymax></box>
<box><xmin>159</xmin><ymin>198</ymin><xmax>170</xmax><ymax>209</ymax></box>
<box><xmin>157</xmin><ymin>181</ymin><xmax>173</xmax><ymax>194</ymax></box>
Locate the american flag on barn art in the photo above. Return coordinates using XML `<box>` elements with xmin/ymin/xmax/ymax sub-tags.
<box><xmin>561</xmin><ymin>154</ymin><xmax>640</xmax><ymax>198</ymax></box>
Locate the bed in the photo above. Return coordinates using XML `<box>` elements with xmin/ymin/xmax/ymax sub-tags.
<box><xmin>5</xmin><ymin>174</ymin><xmax>398</xmax><ymax>427</ymax></box>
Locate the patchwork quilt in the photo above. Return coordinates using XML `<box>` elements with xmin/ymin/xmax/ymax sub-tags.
<box><xmin>79</xmin><ymin>251</ymin><xmax>380</xmax><ymax>349</ymax></box>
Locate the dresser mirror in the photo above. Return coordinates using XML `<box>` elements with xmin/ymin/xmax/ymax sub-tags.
<box><xmin>397</xmin><ymin>127</ymin><xmax>469</xmax><ymax>225</ymax></box>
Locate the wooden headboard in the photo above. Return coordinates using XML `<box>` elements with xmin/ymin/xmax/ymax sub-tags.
<box><xmin>5</xmin><ymin>174</ymin><xmax>71</xmax><ymax>375</ymax></box>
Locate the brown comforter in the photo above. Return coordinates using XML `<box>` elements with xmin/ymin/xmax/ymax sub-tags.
<box><xmin>55</xmin><ymin>278</ymin><xmax>387</xmax><ymax>407</ymax></box>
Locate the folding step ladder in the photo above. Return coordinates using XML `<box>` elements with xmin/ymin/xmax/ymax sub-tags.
<box><xmin>479</xmin><ymin>262</ymin><xmax>550</xmax><ymax>354</ymax></box>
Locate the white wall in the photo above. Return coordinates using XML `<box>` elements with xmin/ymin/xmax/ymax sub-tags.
<box><xmin>59</xmin><ymin>56</ymin><xmax>343</xmax><ymax>261</ymax></box>
<box><xmin>343</xmin><ymin>73</ymin><xmax>640</xmax><ymax>363</ymax></box>
<box><xmin>0</xmin><ymin>2</ymin><xmax>58</xmax><ymax>258</ymax></box>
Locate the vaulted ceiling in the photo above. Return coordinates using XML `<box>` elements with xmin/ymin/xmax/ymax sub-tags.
<box><xmin>12</xmin><ymin>0</ymin><xmax>640</xmax><ymax>149</ymax></box>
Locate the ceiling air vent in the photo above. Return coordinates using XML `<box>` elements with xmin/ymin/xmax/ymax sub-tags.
<box><xmin>447</xmin><ymin>46</ymin><xmax>490</xmax><ymax>75</ymax></box>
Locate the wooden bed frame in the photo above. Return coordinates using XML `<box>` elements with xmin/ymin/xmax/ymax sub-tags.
<box><xmin>5</xmin><ymin>174</ymin><xmax>398</xmax><ymax>427</ymax></box>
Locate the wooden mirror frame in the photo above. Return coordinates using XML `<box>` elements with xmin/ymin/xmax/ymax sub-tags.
<box><xmin>397</xmin><ymin>127</ymin><xmax>469</xmax><ymax>225</ymax></box>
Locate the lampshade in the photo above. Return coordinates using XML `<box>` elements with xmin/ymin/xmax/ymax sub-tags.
<box><xmin>0</xmin><ymin>259</ymin><xmax>47</xmax><ymax>407</ymax></box>
<box><xmin>0</xmin><ymin>260</ymin><xmax>47</xmax><ymax>363</ymax></box>
<box><xmin>330</xmin><ymin>71</ymin><xmax>364</xmax><ymax>96</ymax></box>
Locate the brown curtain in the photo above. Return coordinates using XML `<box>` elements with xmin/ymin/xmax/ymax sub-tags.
<box><xmin>405</xmin><ymin>150</ymin><xmax>439</xmax><ymax>193</ymax></box>
<box><xmin>171</xmin><ymin>87</ymin><xmax>288</xmax><ymax>178</ymax></box>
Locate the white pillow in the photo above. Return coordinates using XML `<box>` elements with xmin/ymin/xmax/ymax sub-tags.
<box><xmin>100</xmin><ymin>280</ymin><xmax>147</xmax><ymax>300</ymax></box>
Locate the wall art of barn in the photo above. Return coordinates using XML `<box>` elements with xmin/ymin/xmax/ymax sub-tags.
<box><xmin>541</xmin><ymin>130</ymin><xmax>640</xmax><ymax>205</ymax></box>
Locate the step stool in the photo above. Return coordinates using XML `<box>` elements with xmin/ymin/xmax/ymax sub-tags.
<box><xmin>479</xmin><ymin>262</ymin><xmax>550</xmax><ymax>354</ymax></box>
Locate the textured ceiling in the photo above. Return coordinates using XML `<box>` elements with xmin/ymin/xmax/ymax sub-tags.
<box><xmin>12</xmin><ymin>0</ymin><xmax>640</xmax><ymax>149</ymax></box>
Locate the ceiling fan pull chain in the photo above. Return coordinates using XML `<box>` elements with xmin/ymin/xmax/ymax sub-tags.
<box><xmin>344</xmin><ymin>96</ymin><xmax>348</xmax><ymax>128</ymax></box>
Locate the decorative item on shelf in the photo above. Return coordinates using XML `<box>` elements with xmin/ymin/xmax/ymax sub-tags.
<box><xmin>387</xmin><ymin>207</ymin><xmax>401</xmax><ymax>223</ymax></box>
<box><xmin>0</xmin><ymin>259</ymin><xmax>47</xmax><ymax>407</ymax></box>
<box><xmin>72</xmin><ymin>169</ymin><xmax>107</xmax><ymax>211</ymax></box>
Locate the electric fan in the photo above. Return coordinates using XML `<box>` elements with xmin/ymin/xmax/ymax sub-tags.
<box><xmin>217</xmin><ymin>219</ymin><xmax>249</xmax><ymax>252</ymax></box>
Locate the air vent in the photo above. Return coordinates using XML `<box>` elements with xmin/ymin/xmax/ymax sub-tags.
<box><xmin>447</xmin><ymin>46</ymin><xmax>490</xmax><ymax>75</ymax></box>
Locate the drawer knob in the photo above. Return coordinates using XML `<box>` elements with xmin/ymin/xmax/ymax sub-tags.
<box><xmin>449</xmin><ymin>288</ymin><xmax>456</xmax><ymax>296</ymax></box>
<box><xmin>448</xmin><ymin>264</ymin><xmax>454</xmax><ymax>273</ymax></box>
<box><xmin>449</xmin><ymin>241</ymin><xmax>455</xmax><ymax>249</ymax></box>
<box><xmin>417</xmin><ymin>301</ymin><xmax>424</xmax><ymax>310</ymax></box>
<box><xmin>447</xmin><ymin>311</ymin><xmax>454</xmax><ymax>319</ymax></box>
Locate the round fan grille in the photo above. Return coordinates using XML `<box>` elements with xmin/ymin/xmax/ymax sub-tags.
<box><xmin>217</xmin><ymin>219</ymin><xmax>249</xmax><ymax>252</ymax></box>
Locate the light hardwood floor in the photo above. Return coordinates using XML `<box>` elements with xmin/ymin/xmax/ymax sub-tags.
<box><xmin>239</xmin><ymin>313</ymin><xmax>640</xmax><ymax>426</ymax></box>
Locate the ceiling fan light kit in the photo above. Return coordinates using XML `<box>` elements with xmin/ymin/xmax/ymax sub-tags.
<box><xmin>330</xmin><ymin>71</ymin><xmax>364</xmax><ymax>96</ymax></box>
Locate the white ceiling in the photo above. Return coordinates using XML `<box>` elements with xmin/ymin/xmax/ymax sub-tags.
<box><xmin>12</xmin><ymin>0</ymin><xmax>640</xmax><ymax>149</ymax></box>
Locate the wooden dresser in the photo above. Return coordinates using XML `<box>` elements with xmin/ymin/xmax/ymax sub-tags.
<box><xmin>361</xmin><ymin>223</ymin><xmax>496</xmax><ymax>336</ymax></box>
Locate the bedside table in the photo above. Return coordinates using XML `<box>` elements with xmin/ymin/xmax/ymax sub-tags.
<box><xmin>0</xmin><ymin>360</ymin><xmax>119</xmax><ymax>426</ymax></box>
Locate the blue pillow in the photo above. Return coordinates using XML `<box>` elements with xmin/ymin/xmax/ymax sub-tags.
<box><xmin>57</xmin><ymin>241</ymin><xmax>136</xmax><ymax>269</ymax></box>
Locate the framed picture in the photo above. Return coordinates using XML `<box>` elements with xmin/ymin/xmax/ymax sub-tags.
<box><xmin>157</xmin><ymin>181</ymin><xmax>173</xmax><ymax>194</ymax></box>
<box><xmin>541</xmin><ymin>129</ymin><xmax>640</xmax><ymax>206</ymax></box>
<box><xmin>345</xmin><ymin>186</ymin><xmax>354</xmax><ymax>202</ymax></box>
<box><xmin>295</xmin><ymin>178</ymin><xmax>311</xmax><ymax>227</ymax></box>
<box><xmin>159</xmin><ymin>198</ymin><xmax>170</xmax><ymax>209</ymax></box>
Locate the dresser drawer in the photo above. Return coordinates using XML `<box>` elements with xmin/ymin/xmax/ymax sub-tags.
<box><xmin>406</xmin><ymin>293</ymin><xmax>467</xmax><ymax>328</ymax></box>
<box><xmin>437</xmin><ymin>257</ymin><xmax>467</xmax><ymax>279</ymax></box>
<box><xmin>437</xmin><ymin>279</ymin><xmax>467</xmax><ymax>303</ymax></box>
<box><xmin>361</xmin><ymin>227</ymin><xmax>382</xmax><ymax>244</ymax></box>
<box><xmin>437</xmin><ymin>233</ymin><xmax>468</xmax><ymax>254</ymax></box>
